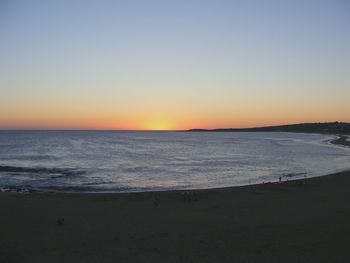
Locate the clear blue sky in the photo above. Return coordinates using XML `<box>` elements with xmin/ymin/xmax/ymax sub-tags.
<box><xmin>1</xmin><ymin>0</ymin><xmax>349</xmax><ymax>129</ymax></box>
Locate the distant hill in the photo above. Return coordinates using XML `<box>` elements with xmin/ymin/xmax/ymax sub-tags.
<box><xmin>188</xmin><ymin>122</ymin><xmax>350</xmax><ymax>134</ymax></box>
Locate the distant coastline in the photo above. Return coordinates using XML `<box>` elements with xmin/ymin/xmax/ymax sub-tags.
<box><xmin>188</xmin><ymin>122</ymin><xmax>350</xmax><ymax>147</ymax></box>
<box><xmin>188</xmin><ymin>121</ymin><xmax>350</xmax><ymax>135</ymax></box>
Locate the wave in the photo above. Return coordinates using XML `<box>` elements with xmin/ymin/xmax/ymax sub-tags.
<box><xmin>0</xmin><ymin>185</ymin><xmax>34</xmax><ymax>193</ymax></box>
<box><xmin>0</xmin><ymin>155</ymin><xmax>59</xmax><ymax>161</ymax></box>
<box><xmin>0</xmin><ymin>184</ymin><xmax>187</xmax><ymax>193</ymax></box>
<box><xmin>0</xmin><ymin>166</ymin><xmax>86</xmax><ymax>177</ymax></box>
<box><xmin>282</xmin><ymin>172</ymin><xmax>307</xmax><ymax>178</ymax></box>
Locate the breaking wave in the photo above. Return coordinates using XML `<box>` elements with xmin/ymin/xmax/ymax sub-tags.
<box><xmin>0</xmin><ymin>166</ymin><xmax>86</xmax><ymax>177</ymax></box>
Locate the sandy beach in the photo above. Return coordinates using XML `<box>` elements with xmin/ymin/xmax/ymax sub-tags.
<box><xmin>1</xmin><ymin>136</ymin><xmax>350</xmax><ymax>263</ymax></box>
<box><xmin>1</xmin><ymin>170</ymin><xmax>350</xmax><ymax>263</ymax></box>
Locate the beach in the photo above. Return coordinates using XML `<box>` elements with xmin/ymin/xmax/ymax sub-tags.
<box><xmin>1</xmin><ymin>170</ymin><xmax>350</xmax><ymax>263</ymax></box>
<box><xmin>1</xmin><ymin>135</ymin><xmax>350</xmax><ymax>263</ymax></box>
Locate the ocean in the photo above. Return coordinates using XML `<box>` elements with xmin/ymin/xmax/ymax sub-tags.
<box><xmin>0</xmin><ymin>131</ymin><xmax>349</xmax><ymax>192</ymax></box>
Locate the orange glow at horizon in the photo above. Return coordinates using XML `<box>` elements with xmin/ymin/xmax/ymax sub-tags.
<box><xmin>1</xmin><ymin>99</ymin><xmax>350</xmax><ymax>131</ymax></box>
<box><xmin>1</xmin><ymin>109</ymin><xmax>350</xmax><ymax>131</ymax></box>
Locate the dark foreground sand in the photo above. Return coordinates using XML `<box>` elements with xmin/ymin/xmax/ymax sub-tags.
<box><xmin>1</xmin><ymin>170</ymin><xmax>350</xmax><ymax>263</ymax></box>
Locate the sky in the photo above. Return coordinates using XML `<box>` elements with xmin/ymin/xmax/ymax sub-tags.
<box><xmin>1</xmin><ymin>0</ymin><xmax>349</xmax><ymax>130</ymax></box>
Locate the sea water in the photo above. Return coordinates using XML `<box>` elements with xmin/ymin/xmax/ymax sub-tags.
<box><xmin>0</xmin><ymin>131</ymin><xmax>349</xmax><ymax>192</ymax></box>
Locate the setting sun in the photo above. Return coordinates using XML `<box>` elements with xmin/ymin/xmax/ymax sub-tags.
<box><xmin>143</xmin><ymin>118</ymin><xmax>176</xmax><ymax>131</ymax></box>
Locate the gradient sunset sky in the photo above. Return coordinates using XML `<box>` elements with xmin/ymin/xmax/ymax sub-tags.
<box><xmin>1</xmin><ymin>0</ymin><xmax>350</xmax><ymax>130</ymax></box>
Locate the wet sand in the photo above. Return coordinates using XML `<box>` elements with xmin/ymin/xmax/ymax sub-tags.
<box><xmin>1</xmin><ymin>136</ymin><xmax>350</xmax><ymax>263</ymax></box>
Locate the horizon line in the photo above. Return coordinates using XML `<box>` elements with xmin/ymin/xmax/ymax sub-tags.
<box><xmin>0</xmin><ymin>121</ymin><xmax>348</xmax><ymax>132</ymax></box>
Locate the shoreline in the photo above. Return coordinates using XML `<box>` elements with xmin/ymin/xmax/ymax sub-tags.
<box><xmin>1</xmin><ymin>134</ymin><xmax>350</xmax><ymax>262</ymax></box>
